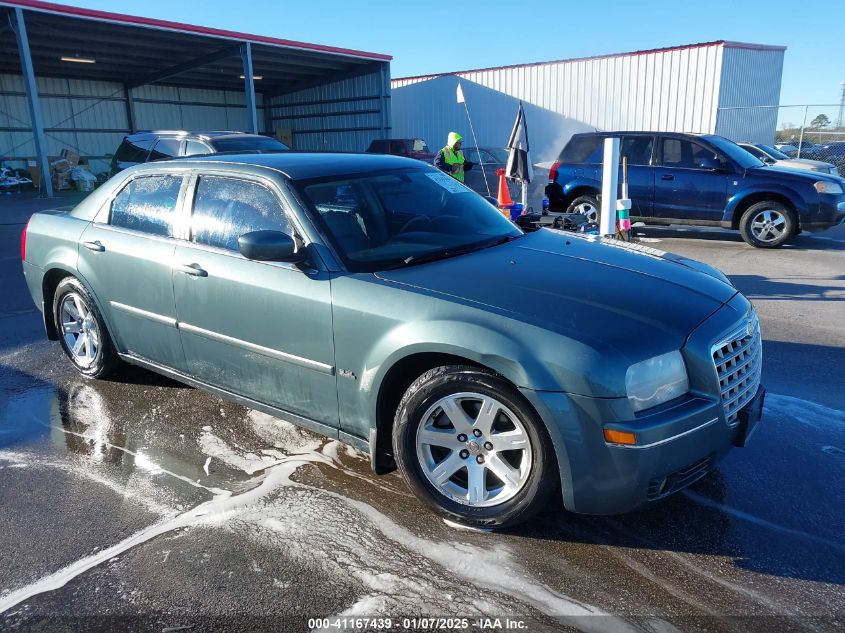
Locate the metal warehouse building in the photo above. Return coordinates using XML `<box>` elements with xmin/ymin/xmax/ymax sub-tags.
<box><xmin>391</xmin><ymin>41</ymin><xmax>785</xmax><ymax>163</ymax></box>
<box><xmin>0</xmin><ymin>0</ymin><xmax>392</xmax><ymax>195</ymax></box>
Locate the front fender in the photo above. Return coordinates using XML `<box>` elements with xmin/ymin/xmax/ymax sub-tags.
<box><xmin>724</xmin><ymin>184</ymin><xmax>808</xmax><ymax>224</ymax></box>
<box><xmin>363</xmin><ymin>319</ymin><xmax>562</xmax><ymax>401</ymax></box>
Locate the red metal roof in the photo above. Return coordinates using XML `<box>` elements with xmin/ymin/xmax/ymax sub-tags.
<box><xmin>2</xmin><ymin>0</ymin><xmax>392</xmax><ymax>61</ymax></box>
<box><xmin>393</xmin><ymin>40</ymin><xmax>785</xmax><ymax>83</ymax></box>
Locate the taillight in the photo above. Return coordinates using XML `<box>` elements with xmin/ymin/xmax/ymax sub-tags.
<box><xmin>548</xmin><ymin>161</ymin><xmax>560</xmax><ymax>183</ymax></box>
<box><xmin>21</xmin><ymin>218</ymin><xmax>30</xmax><ymax>261</ymax></box>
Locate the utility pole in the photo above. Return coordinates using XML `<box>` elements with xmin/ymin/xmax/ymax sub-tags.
<box><xmin>838</xmin><ymin>81</ymin><xmax>845</xmax><ymax>129</ymax></box>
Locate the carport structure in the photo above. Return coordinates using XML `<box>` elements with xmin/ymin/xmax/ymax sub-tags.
<box><xmin>0</xmin><ymin>0</ymin><xmax>392</xmax><ymax>195</ymax></box>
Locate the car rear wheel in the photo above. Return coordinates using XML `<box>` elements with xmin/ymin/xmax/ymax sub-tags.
<box><xmin>566</xmin><ymin>194</ymin><xmax>599</xmax><ymax>223</ymax></box>
<box><xmin>53</xmin><ymin>276</ymin><xmax>121</xmax><ymax>379</ymax></box>
<box><xmin>739</xmin><ymin>201</ymin><xmax>796</xmax><ymax>248</ymax></box>
<box><xmin>393</xmin><ymin>365</ymin><xmax>557</xmax><ymax>529</ymax></box>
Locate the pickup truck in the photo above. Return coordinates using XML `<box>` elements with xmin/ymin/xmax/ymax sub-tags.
<box><xmin>545</xmin><ymin>132</ymin><xmax>845</xmax><ymax>247</ymax></box>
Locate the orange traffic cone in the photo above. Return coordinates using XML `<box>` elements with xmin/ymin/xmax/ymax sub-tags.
<box><xmin>496</xmin><ymin>168</ymin><xmax>513</xmax><ymax>208</ymax></box>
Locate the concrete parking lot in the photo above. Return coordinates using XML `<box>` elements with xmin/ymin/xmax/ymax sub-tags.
<box><xmin>1</xmin><ymin>194</ymin><xmax>843</xmax><ymax>632</ymax></box>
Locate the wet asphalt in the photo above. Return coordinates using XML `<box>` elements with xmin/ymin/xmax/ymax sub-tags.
<box><xmin>1</xmin><ymin>195</ymin><xmax>843</xmax><ymax>632</ymax></box>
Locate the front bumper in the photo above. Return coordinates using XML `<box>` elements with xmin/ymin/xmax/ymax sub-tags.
<box><xmin>522</xmin><ymin>293</ymin><xmax>763</xmax><ymax>515</ymax></box>
<box><xmin>804</xmin><ymin>198</ymin><xmax>845</xmax><ymax>231</ymax></box>
<box><xmin>521</xmin><ymin>389</ymin><xmax>748</xmax><ymax>514</ymax></box>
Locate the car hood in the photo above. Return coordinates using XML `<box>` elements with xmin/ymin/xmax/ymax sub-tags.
<box><xmin>749</xmin><ymin>164</ymin><xmax>845</xmax><ymax>184</ymax></box>
<box><xmin>375</xmin><ymin>230</ymin><xmax>737</xmax><ymax>359</ymax></box>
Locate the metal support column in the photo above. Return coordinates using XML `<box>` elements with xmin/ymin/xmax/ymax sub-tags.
<box><xmin>240</xmin><ymin>42</ymin><xmax>258</xmax><ymax>134</ymax></box>
<box><xmin>123</xmin><ymin>85</ymin><xmax>136</xmax><ymax>134</ymax></box>
<box><xmin>11</xmin><ymin>8</ymin><xmax>52</xmax><ymax>197</ymax></box>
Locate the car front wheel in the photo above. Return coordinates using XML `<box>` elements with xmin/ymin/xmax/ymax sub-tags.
<box><xmin>739</xmin><ymin>201</ymin><xmax>796</xmax><ymax>248</ymax></box>
<box><xmin>393</xmin><ymin>365</ymin><xmax>557</xmax><ymax>529</ymax></box>
<box><xmin>53</xmin><ymin>276</ymin><xmax>121</xmax><ymax>379</ymax></box>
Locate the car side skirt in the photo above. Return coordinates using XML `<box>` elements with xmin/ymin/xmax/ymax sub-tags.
<box><xmin>632</xmin><ymin>216</ymin><xmax>731</xmax><ymax>228</ymax></box>
<box><xmin>118</xmin><ymin>351</ymin><xmax>370</xmax><ymax>454</ymax></box>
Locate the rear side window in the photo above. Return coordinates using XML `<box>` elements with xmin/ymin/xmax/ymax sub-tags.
<box><xmin>389</xmin><ymin>141</ymin><xmax>406</xmax><ymax>154</ymax></box>
<box><xmin>661</xmin><ymin>139</ymin><xmax>718</xmax><ymax>169</ymax></box>
<box><xmin>184</xmin><ymin>140</ymin><xmax>211</xmax><ymax>156</ymax></box>
<box><xmin>621</xmin><ymin>136</ymin><xmax>654</xmax><ymax>165</ymax></box>
<box><xmin>114</xmin><ymin>138</ymin><xmax>153</xmax><ymax>164</ymax></box>
<box><xmin>190</xmin><ymin>176</ymin><xmax>291</xmax><ymax>252</ymax></box>
<box><xmin>148</xmin><ymin>139</ymin><xmax>182</xmax><ymax>162</ymax></box>
<box><xmin>559</xmin><ymin>136</ymin><xmax>603</xmax><ymax>164</ymax></box>
<box><xmin>367</xmin><ymin>140</ymin><xmax>387</xmax><ymax>153</ymax></box>
<box><xmin>110</xmin><ymin>175</ymin><xmax>183</xmax><ymax>237</ymax></box>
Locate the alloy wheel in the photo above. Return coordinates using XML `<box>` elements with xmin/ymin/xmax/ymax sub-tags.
<box><xmin>574</xmin><ymin>202</ymin><xmax>598</xmax><ymax>223</ymax></box>
<box><xmin>749</xmin><ymin>209</ymin><xmax>787</xmax><ymax>243</ymax></box>
<box><xmin>415</xmin><ymin>392</ymin><xmax>532</xmax><ymax>507</ymax></box>
<box><xmin>60</xmin><ymin>292</ymin><xmax>99</xmax><ymax>368</ymax></box>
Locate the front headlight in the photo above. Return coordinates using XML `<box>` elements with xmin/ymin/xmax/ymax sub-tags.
<box><xmin>814</xmin><ymin>181</ymin><xmax>843</xmax><ymax>194</ymax></box>
<box><xmin>625</xmin><ymin>351</ymin><xmax>689</xmax><ymax>413</ymax></box>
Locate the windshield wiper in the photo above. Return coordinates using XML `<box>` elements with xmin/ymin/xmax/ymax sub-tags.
<box><xmin>386</xmin><ymin>234</ymin><xmax>523</xmax><ymax>269</ymax></box>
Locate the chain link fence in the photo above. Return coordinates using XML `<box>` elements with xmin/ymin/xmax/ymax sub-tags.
<box><xmin>718</xmin><ymin>103</ymin><xmax>845</xmax><ymax>177</ymax></box>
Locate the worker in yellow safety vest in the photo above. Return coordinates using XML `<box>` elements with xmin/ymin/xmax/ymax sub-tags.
<box><xmin>434</xmin><ymin>132</ymin><xmax>475</xmax><ymax>182</ymax></box>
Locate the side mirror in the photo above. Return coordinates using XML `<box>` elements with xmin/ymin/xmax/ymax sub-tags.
<box><xmin>238</xmin><ymin>230</ymin><xmax>304</xmax><ymax>263</ymax></box>
<box><xmin>698</xmin><ymin>157</ymin><xmax>723</xmax><ymax>171</ymax></box>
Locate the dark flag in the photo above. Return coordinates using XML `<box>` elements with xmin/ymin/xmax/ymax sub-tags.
<box><xmin>505</xmin><ymin>102</ymin><xmax>531</xmax><ymax>184</ymax></box>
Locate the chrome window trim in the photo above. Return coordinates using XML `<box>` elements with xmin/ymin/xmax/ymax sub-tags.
<box><xmin>178</xmin><ymin>322</ymin><xmax>334</xmax><ymax>375</ymax></box>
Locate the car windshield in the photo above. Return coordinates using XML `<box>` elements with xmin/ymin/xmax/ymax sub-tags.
<box><xmin>295</xmin><ymin>167</ymin><xmax>522</xmax><ymax>272</ymax></box>
<box><xmin>210</xmin><ymin>137</ymin><xmax>289</xmax><ymax>152</ymax></box>
<box><xmin>486</xmin><ymin>148</ymin><xmax>510</xmax><ymax>163</ymax></box>
<box><xmin>758</xmin><ymin>144</ymin><xmax>790</xmax><ymax>160</ymax></box>
<box><xmin>707</xmin><ymin>136</ymin><xmax>765</xmax><ymax>169</ymax></box>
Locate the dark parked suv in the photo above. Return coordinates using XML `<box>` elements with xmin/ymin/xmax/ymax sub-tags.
<box><xmin>546</xmin><ymin>132</ymin><xmax>845</xmax><ymax>247</ymax></box>
<box><xmin>110</xmin><ymin>131</ymin><xmax>289</xmax><ymax>175</ymax></box>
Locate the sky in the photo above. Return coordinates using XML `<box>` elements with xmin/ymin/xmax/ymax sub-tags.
<box><xmin>58</xmin><ymin>0</ymin><xmax>843</xmax><ymax>118</ymax></box>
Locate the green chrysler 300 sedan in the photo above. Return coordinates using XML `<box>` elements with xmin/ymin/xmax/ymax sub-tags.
<box><xmin>20</xmin><ymin>152</ymin><xmax>765</xmax><ymax>528</ymax></box>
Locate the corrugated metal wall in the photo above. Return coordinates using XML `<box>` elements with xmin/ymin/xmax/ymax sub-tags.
<box><xmin>392</xmin><ymin>43</ymin><xmax>784</xmax><ymax>162</ymax></box>
<box><xmin>714</xmin><ymin>47</ymin><xmax>785</xmax><ymax>144</ymax></box>
<box><xmin>0</xmin><ymin>73</ymin><xmax>266</xmax><ymax>173</ymax></box>
<box><xmin>268</xmin><ymin>63</ymin><xmax>391</xmax><ymax>152</ymax></box>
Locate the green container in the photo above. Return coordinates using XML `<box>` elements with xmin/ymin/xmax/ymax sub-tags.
<box><xmin>617</xmin><ymin>208</ymin><xmax>630</xmax><ymax>220</ymax></box>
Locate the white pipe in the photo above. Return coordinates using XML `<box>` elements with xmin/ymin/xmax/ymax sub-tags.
<box><xmin>600</xmin><ymin>137</ymin><xmax>620</xmax><ymax>236</ymax></box>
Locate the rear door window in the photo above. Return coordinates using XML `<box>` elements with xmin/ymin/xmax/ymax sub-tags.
<box><xmin>110</xmin><ymin>175</ymin><xmax>183</xmax><ymax>237</ymax></box>
<box><xmin>190</xmin><ymin>176</ymin><xmax>292</xmax><ymax>252</ymax></box>
<box><xmin>661</xmin><ymin>138</ymin><xmax>718</xmax><ymax>169</ymax></box>
<box><xmin>148</xmin><ymin>139</ymin><xmax>182</xmax><ymax>162</ymax></box>
<box><xmin>621</xmin><ymin>136</ymin><xmax>654</xmax><ymax>165</ymax></box>
<box><xmin>389</xmin><ymin>141</ymin><xmax>406</xmax><ymax>154</ymax></box>
<box><xmin>559</xmin><ymin>136</ymin><xmax>603</xmax><ymax>164</ymax></box>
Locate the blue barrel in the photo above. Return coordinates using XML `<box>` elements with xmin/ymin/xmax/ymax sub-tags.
<box><xmin>509</xmin><ymin>203</ymin><xmax>524</xmax><ymax>220</ymax></box>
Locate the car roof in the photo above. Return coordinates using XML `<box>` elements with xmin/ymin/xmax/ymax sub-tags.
<box><xmin>154</xmin><ymin>152</ymin><xmax>429</xmax><ymax>180</ymax></box>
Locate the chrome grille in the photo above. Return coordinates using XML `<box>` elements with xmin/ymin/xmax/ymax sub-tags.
<box><xmin>711</xmin><ymin>313</ymin><xmax>762</xmax><ymax>426</ymax></box>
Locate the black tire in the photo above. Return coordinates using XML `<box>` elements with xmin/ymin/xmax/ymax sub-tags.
<box><xmin>393</xmin><ymin>365</ymin><xmax>557</xmax><ymax>529</ymax></box>
<box><xmin>738</xmin><ymin>201</ymin><xmax>796</xmax><ymax>248</ymax></box>
<box><xmin>53</xmin><ymin>276</ymin><xmax>121</xmax><ymax>379</ymax></box>
<box><xmin>566</xmin><ymin>194</ymin><xmax>599</xmax><ymax>223</ymax></box>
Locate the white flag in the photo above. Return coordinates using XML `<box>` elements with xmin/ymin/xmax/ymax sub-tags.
<box><xmin>456</xmin><ymin>83</ymin><xmax>465</xmax><ymax>104</ymax></box>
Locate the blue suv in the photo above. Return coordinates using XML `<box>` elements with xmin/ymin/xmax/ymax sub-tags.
<box><xmin>545</xmin><ymin>132</ymin><xmax>845</xmax><ymax>247</ymax></box>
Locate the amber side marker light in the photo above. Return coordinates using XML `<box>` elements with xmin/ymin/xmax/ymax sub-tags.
<box><xmin>604</xmin><ymin>429</ymin><xmax>637</xmax><ymax>446</ymax></box>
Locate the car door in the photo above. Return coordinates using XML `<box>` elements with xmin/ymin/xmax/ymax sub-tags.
<box><xmin>619</xmin><ymin>135</ymin><xmax>656</xmax><ymax>218</ymax></box>
<box><xmin>171</xmin><ymin>172</ymin><xmax>338</xmax><ymax>427</ymax></box>
<box><xmin>652</xmin><ymin>137</ymin><xmax>729</xmax><ymax>222</ymax></box>
<box><xmin>76</xmin><ymin>173</ymin><xmax>187</xmax><ymax>370</ymax></box>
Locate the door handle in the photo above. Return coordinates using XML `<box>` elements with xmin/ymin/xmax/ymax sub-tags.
<box><xmin>661</xmin><ymin>174</ymin><xmax>674</xmax><ymax>181</ymax></box>
<box><xmin>177</xmin><ymin>263</ymin><xmax>208</xmax><ymax>277</ymax></box>
<box><xmin>83</xmin><ymin>240</ymin><xmax>105</xmax><ymax>252</ymax></box>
